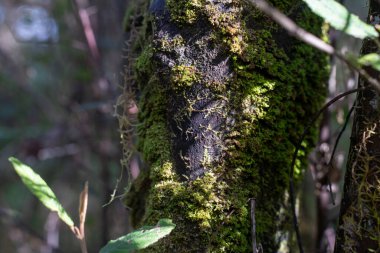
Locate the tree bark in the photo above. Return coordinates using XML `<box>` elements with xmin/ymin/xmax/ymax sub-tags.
<box><xmin>334</xmin><ymin>1</ymin><xmax>380</xmax><ymax>252</ymax></box>
<box><xmin>122</xmin><ymin>0</ymin><xmax>327</xmax><ymax>252</ymax></box>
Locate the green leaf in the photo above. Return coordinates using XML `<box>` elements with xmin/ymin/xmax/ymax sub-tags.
<box><xmin>302</xmin><ymin>0</ymin><xmax>378</xmax><ymax>39</ymax></box>
<box><xmin>8</xmin><ymin>157</ymin><xmax>74</xmax><ymax>228</ymax></box>
<box><xmin>100</xmin><ymin>219</ymin><xmax>176</xmax><ymax>253</ymax></box>
<box><xmin>358</xmin><ymin>53</ymin><xmax>380</xmax><ymax>71</ymax></box>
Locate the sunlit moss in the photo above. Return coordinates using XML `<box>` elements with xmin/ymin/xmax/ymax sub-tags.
<box><xmin>166</xmin><ymin>0</ymin><xmax>203</xmax><ymax>24</ymax></box>
<box><xmin>170</xmin><ymin>65</ymin><xmax>200</xmax><ymax>90</ymax></box>
<box><xmin>123</xmin><ymin>0</ymin><xmax>327</xmax><ymax>252</ymax></box>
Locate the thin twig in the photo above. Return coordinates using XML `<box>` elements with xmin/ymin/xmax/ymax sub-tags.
<box><xmin>73</xmin><ymin>0</ymin><xmax>100</xmax><ymax>61</ymax></box>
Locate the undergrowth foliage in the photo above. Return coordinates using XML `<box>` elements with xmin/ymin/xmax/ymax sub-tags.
<box><xmin>9</xmin><ymin>157</ymin><xmax>175</xmax><ymax>253</ymax></box>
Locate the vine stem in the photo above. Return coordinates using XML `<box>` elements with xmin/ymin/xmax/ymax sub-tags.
<box><xmin>79</xmin><ymin>238</ymin><xmax>88</xmax><ymax>253</ymax></box>
<box><xmin>326</xmin><ymin>100</ymin><xmax>357</xmax><ymax>205</ymax></box>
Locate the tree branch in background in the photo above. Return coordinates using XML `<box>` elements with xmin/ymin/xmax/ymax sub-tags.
<box><xmin>73</xmin><ymin>0</ymin><xmax>100</xmax><ymax>61</ymax></box>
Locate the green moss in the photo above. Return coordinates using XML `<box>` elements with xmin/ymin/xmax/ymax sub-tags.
<box><xmin>155</xmin><ymin>34</ymin><xmax>185</xmax><ymax>52</ymax></box>
<box><xmin>135</xmin><ymin>46</ymin><xmax>153</xmax><ymax>75</ymax></box>
<box><xmin>166</xmin><ymin>0</ymin><xmax>203</xmax><ymax>24</ymax></box>
<box><xmin>124</xmin><ymin>0</ymin><xmax>327</xmax><ymax>252</ymax></box>
<box><xmin>170</xmin><ymin>65</ymin><xmax>200</xmax><ymax>90</ymax></box>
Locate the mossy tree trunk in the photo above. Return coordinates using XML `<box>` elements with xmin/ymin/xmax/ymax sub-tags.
<box><xmin>122</xmin><ymin>0</ymin><xmax>327</xmax><ymax>252</ymax></box>
<box><xmin>334</xmin><ymin>1</ymin><xmax>380</xmax><ymax>252</ymax></box>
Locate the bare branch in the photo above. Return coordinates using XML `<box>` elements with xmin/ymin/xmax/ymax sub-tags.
<box><xmin>73</xmin><ymin>0</ymin><xmax>100</xmax><ymax>61</ymax></box>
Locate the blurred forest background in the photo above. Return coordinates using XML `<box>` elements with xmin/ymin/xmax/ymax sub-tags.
<box><xmin>0</xmin><ymin>0</ymin><xmax>129</xmax><ymax>252</ymax></box>
<box><xmin>0</xmin><ymin>0</ymin><xmax>372</xmax><ymax>252</ymax></box>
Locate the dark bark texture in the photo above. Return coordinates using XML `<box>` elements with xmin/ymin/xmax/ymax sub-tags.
<box><xmin>335</xmin><ymin>2</ymin><xmax>380</xmax><ymax>252</ymax></box>
<box><xmin>121</xmin><ymin>0</ymin><xmax>327</xmax><ymax>252</ymax></box>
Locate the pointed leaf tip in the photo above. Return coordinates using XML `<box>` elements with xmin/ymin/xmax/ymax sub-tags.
<box><xmin>302</xmin><ymin>0</ymin><xmax>378</xmax><ymax>39</ymax></box>
<box><xmin>9</xmin><ymin>157</ymin><xmax>75</xmax><ymax>228</ymax></box>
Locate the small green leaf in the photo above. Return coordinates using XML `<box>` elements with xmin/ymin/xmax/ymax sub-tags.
<box><xmin>100</xmin><ymin>219</ymin><xmax>176</xmax><ymax>253</ymax></box>
<box><xmin>8</xmin><ymin>157</ymin><xmax>74</xmax><ymax>228</ymax></box>
<box><xmin>358</xmin><ymin>53</ymin><xmax>380</xmax><ymax>71</ymax></box>
<box><xmin>302</xmin><ymin>0</ymin><xmax>378</xmax><ymax>39</ymax></box>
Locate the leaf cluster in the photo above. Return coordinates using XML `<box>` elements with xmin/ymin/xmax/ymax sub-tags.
<box><xmin>9</xmin><ymin>157</ymin><xmax>175</xmax><ymax>253</ymax></box>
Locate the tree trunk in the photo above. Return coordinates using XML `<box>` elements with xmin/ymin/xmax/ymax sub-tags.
<box><xmin>122</xmin><ymin>0</ymin><xmax>327</xmax><ymax>252</ymax></box>
<box><xmin>334</xmin><ymin>1</ymin><xmax>380</xmax><ymax>252</ymax></box>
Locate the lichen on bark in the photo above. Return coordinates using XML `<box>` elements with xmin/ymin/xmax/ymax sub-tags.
<box><xmin>335</xmin><ymin>2</ymin><xmax>380</xmax><ymax>251</ymax></box>
<box><xmin>121</xmin><ymin>0</ymin><xmax>327</xmax><ymax>252</ymax></box>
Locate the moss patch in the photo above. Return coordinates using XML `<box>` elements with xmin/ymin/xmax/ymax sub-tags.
<box><xmin>170</xmin><ymin>65</ymin><xmax>200</xmax><ymax>90</ymax></box>
<box><xmin>123</xmin><ymin>0</ymin><xmax>327</xmax><ymax>252</ymax></box>
<box><xmin>166</xmin><ymin>0</ymin><xmax>203</xmax><ymax>24</ymax></box>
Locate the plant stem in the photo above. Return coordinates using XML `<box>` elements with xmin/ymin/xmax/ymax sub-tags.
<box><xmin>79</xmin><ymin>238</ymin><xmax>88</xmax><ymax>253</ymax></box>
